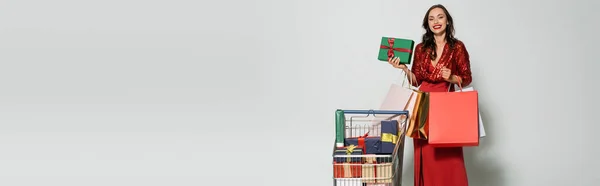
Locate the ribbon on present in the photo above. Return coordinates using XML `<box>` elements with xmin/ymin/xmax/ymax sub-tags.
<box><xmin>381</xmin><ymin>133</ymin><xmax>398</xmax><ymax>144</ymax></box>
<box><xmin>380</xmin><ymin>38</ymin><xmax>413</xmax><ymax>60</ymax></box>
<box><xmin>345</xmin><ymin>144</ymin><xmax>357</xmax><ymax>162</ymax></box>
<box><xmin>357</xmin><ymin>132</ymin><xmax>369</xmax><ymax>154</ymax></box>
<box><xmin>343</xmin><ymin>164</ymin><xmax>352</xmax><ymax>178</ymax></box>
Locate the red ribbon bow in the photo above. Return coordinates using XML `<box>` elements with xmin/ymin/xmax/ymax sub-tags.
<box><xmin>380</xmin><ymin>38</ymin><xmax>412</xmax><ymax>60</ymax></box>
<box><xmin>357</xmin><ymin>132</ymin><xmax>369</xmax><ymax>154</ymax></box>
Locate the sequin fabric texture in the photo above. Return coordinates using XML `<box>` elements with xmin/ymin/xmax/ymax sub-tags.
<box><xmin>410</xmin><ymin>41</ymin><xmax>472</xmax><ymax>87</ymax></box>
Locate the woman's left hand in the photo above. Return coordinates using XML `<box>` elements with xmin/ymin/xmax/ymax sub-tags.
<box><xmin>441</xmin><ymin>66</ymin><xmax>452</xmax><ymax>81</ymax></box>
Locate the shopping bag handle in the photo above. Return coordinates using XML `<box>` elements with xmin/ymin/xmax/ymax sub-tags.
<box><xmin>448</xmin><ymin>77</ymin><xmax>463</xmax><ymax>92</ymax></box>
<box><xmin>401</xmin><ymin>70</ymin><xmax>410</xmax><ymax>88</ymax></box>
<box><xmin>401</xmin><ymin>69</ymin><xmax>420</xmax><ymax>92</ymax></box>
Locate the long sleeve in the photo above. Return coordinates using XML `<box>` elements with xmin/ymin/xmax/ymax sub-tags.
<box><xmin>410</xmin><ymin>44</ymin><xmax>426</xmax><ymax>86</ymax></box>
<box><xmin>454</xmin><ymin>42</ymin><xmax>472</xmax><ymax>87</ymax></box>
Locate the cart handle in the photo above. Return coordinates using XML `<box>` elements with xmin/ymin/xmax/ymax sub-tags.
<box><xmin>340</xmin><ymin>109</ymin><xmax>408</xmax><ymax>115</ymax></box>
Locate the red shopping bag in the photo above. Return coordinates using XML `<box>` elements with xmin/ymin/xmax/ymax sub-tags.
<box><xmin>427</xmin><ymin>84</ymin><xmax>479</xmax><ymax>147</ymax></box>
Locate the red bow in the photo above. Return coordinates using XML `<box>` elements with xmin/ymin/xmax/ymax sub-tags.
<box><xmin>357</xmin><ymin>132</ymin><xmax>369</xmax><ymax>154</ymax></box>
<box><xmin>380</xmin><ymin>38</ymin><xmax>412</xmax><ymax>60</ymax></box>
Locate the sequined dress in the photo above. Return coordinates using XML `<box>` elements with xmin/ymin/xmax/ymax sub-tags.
<box><xmin>410</xmin><ymin>40</ymin><xmax>473</xmax><ymax>186</ymax></box>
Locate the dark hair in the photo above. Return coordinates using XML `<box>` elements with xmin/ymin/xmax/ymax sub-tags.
<box><xmin>421</xmin><ymin>4</ymin><xmax>457</xmax><ymax>60</ymax></box>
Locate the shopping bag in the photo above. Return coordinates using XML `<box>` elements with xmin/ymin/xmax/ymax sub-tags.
<box><xmin>379</xmin><ymin>72</ymin><xmax>423</xmax><ymax>140</ymax></box>
<box><xmin>374</xmin><ymin>72</ymin><xmax>418</xmax><ymax>132</ymax></box>
<box><xmin>401</xmin><ymin>93</ymin><xmax>418</xmax><ymax>138</ymax></box>
<box><xmin>377</xmin><ymin>83</ymin><xmax>413</xmax><ymax>122</ymax></box>
<box><xmin>428</xmin><ymin>84</ymin><xmax>479</xmax><ymax>147</ymax></box>
<box><xmin>415</xmin><ymin>92</ymin><xmax>430</xmax><ymax>139</ymax></box>
<box><xmin>406</xmin><ymin>91</ymin><xmax>429</xmax><ymax>140</ymax></box>
<box><xmin>453</xmin><ymin>85</ymin><xmax>486</xmax><ymax>138</ymax></box>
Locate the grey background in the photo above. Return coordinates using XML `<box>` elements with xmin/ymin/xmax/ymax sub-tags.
<box><xmin>0</xmin><ymin>0</ymin><xmax>597</xmax><ymax>185</ymax></box>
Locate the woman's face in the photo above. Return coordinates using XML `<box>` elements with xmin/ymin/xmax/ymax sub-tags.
<box><xmin>427</xmin><ymin>7</ymin><xmax>447</xmax><ymax>35</ymax></box>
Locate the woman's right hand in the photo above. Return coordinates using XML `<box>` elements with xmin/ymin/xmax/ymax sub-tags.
<box><xmin>388</xmin><ymin>56</ymin><xmax>408</xmax><ymax>71</ymax></box>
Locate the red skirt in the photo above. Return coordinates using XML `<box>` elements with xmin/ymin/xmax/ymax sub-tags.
<box><xmin>414</xmin><ymin>81</ymin><xmax>469</xmax><ymax>186</ymax></box>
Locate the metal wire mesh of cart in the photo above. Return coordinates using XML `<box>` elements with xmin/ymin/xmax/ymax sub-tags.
<box><xmin>332</xmin><ymin>110</ymin><xmax>408</xmax><ymax>186</ymax></box>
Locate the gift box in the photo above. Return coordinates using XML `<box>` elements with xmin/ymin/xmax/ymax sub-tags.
<box><xmin>362</xmin><ymin>156</ymin><xmax>393</xmax><ymax>184</ymax></box>
<box><xmin>377</xmin><ymin>37</ymin><xmax>415</xmax><ymax>64</ymax></box>
<box><xmin>335</xmin><ymin>180</ymin><xmax>363</xmax><ymax>186</ymax></box>
<box><xmin>362</xmin><ymin>156</ymin><xmax>377</xmax><ymax>184</ymax></box>
<box><xmin>376</xmin><ymin>156</ymin><xmax>393</xmax><ymax>163</ymax></box>
<box><xmin>335</xmin><ymin>109</ymin><xmax>346</xmax><ymax>147</ymax></box>
<box><xmin>345</xmin><ymin>135</ymin><xmax>382</xmax><ymax>154</ymax></box>
<box><xmin>376</xmin><ymin>163</ymin><xmax>393</xmax><ymax>183</ymax></box>
<box><xmin>334</xmin><ymin>145</ymin><xmax>363</xmax><ymax>163</ymax></box>
<box><xmin>333</xmin><ymin>162</ymin><xmax>362</xmax><ymax>178</ymax></box>
<box><xmin>365</xmin><ymin>184</ymin><xmax>392</xmax><ymax>186</ymax></box>
<box><xmin>380</xmin><ymin>120</ymin><xmax>399</xmax><ymax>154</ymax></box>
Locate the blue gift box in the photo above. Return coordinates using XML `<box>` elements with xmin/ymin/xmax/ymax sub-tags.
<box><xmin>380</xmin><ymin>120</ymin><xmax>399</xmax><ymax>154</ymax></box>
<box><xmin>333</xmin><ymin>145</ymin><xmax>363</xmax><ymax>163</ymax></box>
<box><xmin>344</xmin><ymin>136</ymin><xmax>382</xmax><ymax>154</ymax></box>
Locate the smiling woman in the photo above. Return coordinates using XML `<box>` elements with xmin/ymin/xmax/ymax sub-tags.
<box><xmin>388</xmin><ymin>4</ymin><xmax>473</xmax><ymax>186</ymax></box>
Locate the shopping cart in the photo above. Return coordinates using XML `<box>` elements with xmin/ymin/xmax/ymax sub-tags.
<box><xmin>332</xmin><ymin>109</ymin><xmax>408</xmax><ymax>186</ymax></box>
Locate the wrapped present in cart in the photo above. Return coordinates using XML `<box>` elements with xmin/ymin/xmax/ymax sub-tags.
<box><xmin>332</xmin><ymin>109</ymin><xmax>408</xmax><ymax>186</ymax></box>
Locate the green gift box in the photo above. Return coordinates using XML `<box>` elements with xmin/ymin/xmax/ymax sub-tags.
<box><xmin>377</xmin><ymin>37</ymin><xmax>415</xmax><ymax>64</ymax></box>
<box><xmin>335</xmin><ymin>109</ymin><xmax>346</xmax><ymax>148</ymax></box>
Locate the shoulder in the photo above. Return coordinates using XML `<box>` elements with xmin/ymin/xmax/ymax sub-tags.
<box><xmin>452</xmin><ymin>39</ymin><xmax>467</xmax><ymax>51</ymax></box>
<box><xmin>451</xmin><ymin>39</ymin><xmax>470</xmax><ymax>58</ymax></box>
<box><xmin>415</xmin><ymin>43</ymin><xmax>425</xmax><ymax>52</ymax></box>
<box><xmin>415</xmin><ymin>43</ymin><xmax>422</xmax><ymax>49</ymax></box>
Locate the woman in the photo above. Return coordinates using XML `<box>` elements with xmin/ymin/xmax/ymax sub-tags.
<box><xmin>389</xmin><ymin>4</ymin><xmax>473</xmax><ymax>186</ymax></box>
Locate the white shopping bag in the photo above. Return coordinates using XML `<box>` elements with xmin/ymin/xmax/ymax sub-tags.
<box><xmin>380</xmin><ymin>73</ymin><xmax>418</xmax><ymax>115</ymax></box>
<box><xmin>453</xmin><ymin>85</ymin><xmax>486</xmax><ymax>138</ymax></box>
<box><xmin>378</xmin><ymin>84</ymin><xmax>414</xmax><ymax>117</ymax></box>
<box><xmin>369</xmin><ymin>74</ymin><xmax>417</xmax><ymax>140</ymax></box>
